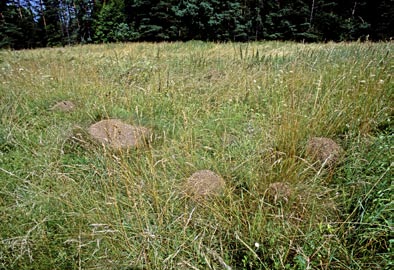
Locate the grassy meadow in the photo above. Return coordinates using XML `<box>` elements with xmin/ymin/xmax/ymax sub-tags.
<box><xmin>0</xmin><ymin>41</ymin><xmax>393</xmax><ymax>269</ymax></box>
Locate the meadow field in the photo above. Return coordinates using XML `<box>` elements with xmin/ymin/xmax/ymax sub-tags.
<box><xmin>0</xmin><ymin>41</ymin><xmax>393</xmax><ymax>269</ymax></box>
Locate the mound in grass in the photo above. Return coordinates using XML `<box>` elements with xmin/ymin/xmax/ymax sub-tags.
<box><xmin>185</xmin><ymin>170</ymin><xmax>225</xmax><ymax>198</ymax></box>
<box><xmin>306</xmin><ymin>137</ymin><xmax>344</xmax><ymax>169</ymax></box>
<box><xmin>204</xmin><ymin>69</ymin><xmax>224</xmax><ymax>81</ymax></box>
<box><xmin>88</xmin><ymin>119</ymin><xmax>150</xmax><ymax>149</ymax></box>
<box><xmin>266</xmin><ymin>182</ymin><xmax>291</xmax><ymax>204</ymax></box>
<box><xmin>50</xmin><ymin>100</ymin><xmax>76</xmax><ymax>112</ymax></box>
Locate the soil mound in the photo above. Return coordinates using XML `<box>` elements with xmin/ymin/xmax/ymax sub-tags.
<box><xmin>266</xmin><ymin>182</ymin><xmax>291</xmax><ymax>204</ymax></box>
<box><xmin>50</xmin><ymin>100</ymin><xmax>75</xmax><ymax>112</ymax></box>
<box><xmin>185</xmin><ymin>170</ymin><xmax>225</xmax><ymax>198</ymax></box>
<box><xmin>204</xmin><ymin>69</ymin><xmax>224</xmax><ymax>81</ymax></box>
<box><xmin>306</xmin><ymin>137</ymin><xmax>344</xmax><ymax>169</ymax></box>
<box><xmin>88</xmin><ymin>119</ymin><xmax>149</xmax><ymax>149</ymax></box>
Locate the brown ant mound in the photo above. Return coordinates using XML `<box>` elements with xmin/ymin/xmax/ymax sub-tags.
<box><xmin>50</xmin><ymin>100</ymin><xmax>76</xmax><ymax>112</ymax></box>
<box><xmin>266</xmin><ymin>182</ymin><xmax>292</xmax><ymax>204</ymax></box>
<box><xmin>306</xmin><ymin>137</ymin><xmax>344</xmax><ymax>169</ymax></box>
<box><xmin>88</xmin><ymin>119</ymin><xmax>150</xmax><ymax>149</ymax></box>
<box><xmin>185</xmin><ymin>170</ymin><xmax>225</xmax><ymax>198</ymax></box>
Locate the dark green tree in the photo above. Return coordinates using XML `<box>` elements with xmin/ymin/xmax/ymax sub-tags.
<box><xmin>38</xmin><ymin>0</ymin><xmax>64</xmax><ymax>46</ymax></box>
<box><xmin>260</xmin><ymin>0</ymin><xmax>315</xmax><ymax>41</ymax></box>
<box><xmin>125</xmin><ymin>0</ymin><xmax>179</xmax><ymax>41</ymax></box>
<box><xmin>93</xmin><ymin>0</ymin><xmax>133</xmax><ymax>42</ymax></box>
<box><xmin>208</xmin><ymin>1</ymin><xmax>249</xmax><ymax>41</ymax></box>
<box><xmin>307</xmin><ymin>0</ymin><xmax>343</xmax><ymax>41</ymax></box>
<box><xmin>0</xmin><ymin>0</ymin><xmax>39</xmax><ymax>49</ymax></box>
<box><xmin>173</xmin><ymin>0</ymin><xmax>202</xmax><ymax>40</ymax></box>
<box><xmin>336</xmin><ymin>0</ymin><xmax>370</xmax><ymax>41</ymax></box>
<box><xmin>364</xmin><ymin>0</ymin><xmax>394</xmax><ymax>40</ymax></box>
<box><xmin>174</xmin><ymin>0</ymin><xmax>249</xmax><ymax>41</ymax></box>
<box><xmin>1</xmin><ymin>0</ymin><xmax>393</xmax><ymax>48</ymax></box>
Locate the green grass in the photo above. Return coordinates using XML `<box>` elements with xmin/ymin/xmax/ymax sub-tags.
<box><xmin>0</xmin><ymin>41</ymin><xmax>393</xmax><ymax>269</ymax></box>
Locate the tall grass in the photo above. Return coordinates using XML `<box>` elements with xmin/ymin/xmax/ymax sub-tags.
<box><xmin>0</xmin><ymin>41</ymin><xmax>393</xmax><ymax>269</ymax></box>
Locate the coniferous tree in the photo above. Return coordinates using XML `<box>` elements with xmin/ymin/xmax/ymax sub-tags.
<box><xmin>208</xmin><ymin>1</ymin><xmax>249</xmax><ymax>41</ymax></box>
<box><xmin>1</xmin><ymin>0</ymin><xmax>393</xmax><ymax>48</ymax></box>
<box><xmin>127</xmin><ymin>0</ymin><xmax>178</xmax><ymax>41</ymax></box>
<box><xmin>149</xmin><ymin>0</ymin><xmax>180</xmax><ymax>40</ymax></box>
<box><xmin>174</xmin><ymin>0</ymin><xmax>202</xmax><ymax>40</ymax></box>
<box><xmin>364</xmin><ymin>0</ymin><xmax>394</xmax><ymax>40</ymax></box>
<box><xmin>73</xmin><ymin>0</ymin><xmax>94</xmax><ymax>43</ymax></box>
<box><xmin>337</xmin><ymin>0</ymin><xmax>370</xmax><ymax>41</ymax></box>
<box><xmin>0</xmin><ymin>1</ymin><xmax>22</xmax><ymax>48</ymax></box>
<box><xmin>93</xmin><ymin>0</ymin><xmax>131</xmax><ymax>42</ymax></box>
<box><xmin>0</xmin><ymin>0</ymin><xmax>38</xmax><ymax>49</ymax></box>
<box><xmin>307</xmin><ymin>0</ymin><xmax>343</xmax><ymax>41</ymax></box>
<box><xmin>39</xmin><ymin>0</ymin><xmax>64</xmax><ymax>46</ymax></box>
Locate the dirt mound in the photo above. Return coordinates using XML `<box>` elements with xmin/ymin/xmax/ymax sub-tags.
<box><xmin>185</xmin><ymin>170</ymin><xmax>225</xmax><ymax>198</ymax></box>
<box><xmin>50</xmin><ymin>100</ymin><xmax>76</xmax><ymax>112</ymax></box>
<box><xmin>204</xmin><ymin>69</ymin><xmax>224</xmax><ymax>81</ymax></box>
<box><xmin>306</xmin><ymin>137</ymin><xmax>344</xmax><ymax>169</ymax></box>
<box><xmin>88</xmin><ymin>119</ymin><xmax>149</xmax><ymax>149</ymax></box>
<box><xmin>266</xmin><ymin>182</ymin><xmax>291</xmax><ymax>204</ymax></box>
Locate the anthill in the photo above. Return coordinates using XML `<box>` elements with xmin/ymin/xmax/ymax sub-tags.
<box><xmin>306</xmin><ymin>137</ymin><xmax>344</xmax><ymax>169</ymax></box>
<box><xmin>88</xmin><ymin>119</ymin><xmax>150</xmax><ymax>149</ymax></box>
<box><xmin>50</xmin><ymin>100</ymin><xmax>76</xmax><ymax>112</ymax></box>
<box><xmin>185</xmin><ymin>170</ymin><xmax>225</xmax><ymax>199</ymax></box>
<box><xmin>266</xmin><ymin>182</ymin><xmax>292</xmax><ymax>204</ymax></box>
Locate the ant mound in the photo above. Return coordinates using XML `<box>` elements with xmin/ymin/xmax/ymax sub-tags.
<box><xmin>306</xmin><ymin>137</ymin><xmax>344</xmax><ymax>169</ymax></box>
<box><xmin>204</xmin><ymin>69</ymin><xmax>224</xmax><ymax>81</ymax></box>
<box><xmin>88</xmin><ymin>119</ymin><xmax>150</xmax><ymax>149</ymax></box>
<box><xmin>266</xmin><ymin>182</ymin><xmax>291</xmax><ymax>204</ymax></box>
<box><xmin>185</xmin><ymin>170</ymin><xmax>225</xmax><ymax>198</ymax></box>
<box><xmin>50</xmin><ymin>100</ymin><xmax>76</xmax><ymax>112</ymax></box>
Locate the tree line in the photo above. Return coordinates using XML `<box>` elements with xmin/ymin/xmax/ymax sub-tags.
<box><xmin>1</xmin><ymin>0</ymin><xmax>393</xmax><ymax>49</ymax></box>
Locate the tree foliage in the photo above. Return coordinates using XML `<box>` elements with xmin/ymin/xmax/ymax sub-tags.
<box><xmin>0</xmin><ymin>0</ymin><xmax>393</xmax><ymax>49</ymax></box>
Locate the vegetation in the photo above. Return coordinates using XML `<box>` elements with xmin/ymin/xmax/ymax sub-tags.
<box><xmin>0</xmin><ymin>41</ymin><xmax>393</xmax><ymax>269</ymax></box>
<box><xmin>1</xmin><ymin>0</ymin><xmax>394</xmax><ymax>49</ymax></box>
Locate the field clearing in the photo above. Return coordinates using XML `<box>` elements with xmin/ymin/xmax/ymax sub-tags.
<box><xmin>0</xmin><ymin>41</ymin><xmax>393</xmax><ymax>269</ymax></box>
